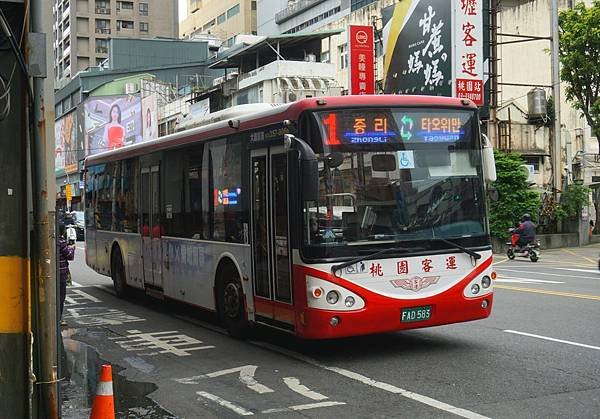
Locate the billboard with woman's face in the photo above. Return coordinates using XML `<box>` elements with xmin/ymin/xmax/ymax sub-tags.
<box><xmin>84</xmin><ymin>94</ymin><xmax>142</xmax><ymax>155</ymax></box>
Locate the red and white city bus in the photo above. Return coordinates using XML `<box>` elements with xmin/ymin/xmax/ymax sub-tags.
<box><xmin>84</xmin><ymin>95</ymin><xmax>497</xmax><ymax>339</ymax></box>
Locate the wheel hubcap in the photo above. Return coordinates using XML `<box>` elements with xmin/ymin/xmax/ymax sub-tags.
<box><xmin>223</xmin><ymin>283</ymin><xmax>241</xmax><ymax>319</ymax></box>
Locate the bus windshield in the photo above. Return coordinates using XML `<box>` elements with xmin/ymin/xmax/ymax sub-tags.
<box><xmin>302</xmin><ymin>107</ymin><xmax>488</xmax><ymax>259</ymax></box>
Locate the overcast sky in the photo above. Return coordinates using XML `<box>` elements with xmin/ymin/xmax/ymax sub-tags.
<box><xmin>178</xmin><ymin>0</ymin><xmax>187</xmax><ymax>22</ymax></box>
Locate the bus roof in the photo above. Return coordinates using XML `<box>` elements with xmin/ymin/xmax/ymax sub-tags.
<box><xmin>85</xmin><ymin>95</ymin><xmax>477</xmax><ymax>166</ymax></box>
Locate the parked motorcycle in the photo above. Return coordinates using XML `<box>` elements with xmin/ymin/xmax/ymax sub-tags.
<box><xmin>506</xmin><ymin>228</ymin><xmax>540</xmax><ymax>262</ymax></box>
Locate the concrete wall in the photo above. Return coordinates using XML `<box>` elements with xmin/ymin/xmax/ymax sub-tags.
<box><xmin>109</xmin><ymin>38</ymin><xmax>210</xmax><ymax>70</ymax></box>
<box><xmin>492</xmin><ymin>233</ymin><xmax>579</xmax><ymax>254</ymax></box>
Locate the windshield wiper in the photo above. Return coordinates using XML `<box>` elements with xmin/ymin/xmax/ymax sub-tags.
<box><xmin>428</xmin><ymin>237</ymin><xmax>482</xmax><ymax>260</ymax></box>
<box><xmin>331</xmin><ymin>244</ymin><xmax>412</xmax><ymax>276</ymax></box>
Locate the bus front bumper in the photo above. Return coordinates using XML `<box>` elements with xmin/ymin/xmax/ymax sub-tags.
<box><xmin>296</xmin><ymin>293</ymin><xmax>493</xmax><ymax>339</ymax></box>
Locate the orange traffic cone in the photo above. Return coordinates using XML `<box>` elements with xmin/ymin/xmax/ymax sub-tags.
<box><xmin>90</xmin><ymin>364</ymin><xmax>115</xmax><ymax>419</ymax></box>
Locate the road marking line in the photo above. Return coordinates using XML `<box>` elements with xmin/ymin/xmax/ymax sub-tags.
<box><xmin>250</xmin><ymin>341</ymin><xmax>489</xmax><ymax>419</ymax></box>
<box><xmin>496</xmin><ymin>268</ymin><xmax>597</xmax><ymax>280</ymax></box>
<box><xmin>76</xmin><ymin>246</ymin><xmax>85</xmax><ymax>250</ymax></box>
<box><xmin>207</xmin><ymin>365</ymin><xmax>275</xmax><ymax>394</ymax></box>
<box><xmin>196</xmin><ymin>391</ymin><xmax>254</xmax><ymax>416</ymax></box>
<box><xmin>495</xmin><ymin>276</ymin><xmax>564</xmax><ymax>284</ymax></box>
<box><xmin>504</xmin><ymin>330</ymin><xmax>600</xmax><ymax>351</ymax></box>
<box><xmin>552</xmin><ymin>267</ymin><xmax>599</xmax><ymax>275</ymax></box>
<box><xmin>560</xmin><ymin>248</ymin><xmax>597</xmax><ymax>264</ymax></box>
<box><xmin>261</xmin><ymin>401</ymin><xmax>345</xmax><ymax>414</ymax></box>
<box><xmin>495</xmin><ymin>285</ymin><xmax>600</xmax><ymax>300</ymax></box>
<box><xmin>70</xmin><ymin>281</ymin><xmax>83</xmax><ymax>287</ymax></box>
<box><xmin>283</xmin><ymin>377</ymin><xmax>327</xmax><ymax>400</ymax></box>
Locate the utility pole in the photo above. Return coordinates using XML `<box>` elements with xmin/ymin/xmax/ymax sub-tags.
<box><xmin>30</xmin><ymin>0</ymin><xmax>59</xmax><ymax>417</ymax></box>
<box><xmin>489</xmin><ymin>0</ymin><xmax>499</xmax><ymax>148</ymax></box>
<box><xmin>551</xmin><ymin>0</ymin><xmax>562</xmax><ymax>194</ymax></box>
<box><xmin>0</xmin><ymin>2</ymin><xmax>31</xmax><ymax>417</ymax></box>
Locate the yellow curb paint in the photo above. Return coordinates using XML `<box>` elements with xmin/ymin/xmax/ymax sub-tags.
<box><xmin>495</xmin><ymin>284</ymin><xmax>600</xmax><ymax>301</ymax></box>
<box><xmin>560</xmin><ymin>248</ymin><xmax>597</xmax><ymax>264</ymax></box>
<box><xmin>0</xmin><ymin>256</ymin><xmax>28</xmax><ymax>333</ymax></box>
<box><xmin>493</xmin><ymin>257</ymin><xmax>509</xmax><ymax>265</ymax></box>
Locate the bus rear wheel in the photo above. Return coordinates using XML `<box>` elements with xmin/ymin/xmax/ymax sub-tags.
<box><xmin>217</xmin><ymin>265</ymin><xmax>249</xmax><ymax>339</ymax></box>
<box><xmin>111</xmin><ymin>248</ymin><xmax>129</xmax><ymax>298</ymax></box>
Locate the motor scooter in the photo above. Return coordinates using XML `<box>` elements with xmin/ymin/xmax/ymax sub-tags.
<box><xmin>506</xmin><ymin>228</ymin><xmax>540</xmax><ymax>262</ymax></box>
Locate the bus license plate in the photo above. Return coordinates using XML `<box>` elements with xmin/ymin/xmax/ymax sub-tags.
<box><xmin>401</xmin><ymin>306</ymin><xmax>432</xmax><ymax>323</ymax></box>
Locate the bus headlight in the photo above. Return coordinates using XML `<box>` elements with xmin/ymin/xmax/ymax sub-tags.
<box><xmin>326</xmin><ymin>290</ymin><xmax>339</xmax><ymax>305</ymax></box>
<box><xmin>344</xmin><ymin>296</ymin><xmax>355</xmax><ymax>307</ymax></box>
<box><xmin>481</xmin><ymin>276</ymin><xmax>491</xmax><ymax>288</ymax></box>
<box><xmin>471</xmin><ymin>284</ymin><xmax>480</xmax><ymax>294</ymax></box>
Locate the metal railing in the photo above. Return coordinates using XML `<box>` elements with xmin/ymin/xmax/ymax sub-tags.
<box><xmin>95</xmin><ymin>27</ymin><xmax>111</xmax><ymax>34</ymax></box>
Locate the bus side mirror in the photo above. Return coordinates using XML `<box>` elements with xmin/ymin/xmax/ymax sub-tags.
<box><xmin>481</xmin><ymin>134</ymin><xmax>497</xmax><ymax>183</ymax></box>
<box><xmin>284</xmin><ymin>134</ymin><xmax>319</xmax><ymax>201</ymax></box>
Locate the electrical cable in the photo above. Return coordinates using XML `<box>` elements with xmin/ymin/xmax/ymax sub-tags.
<box><xmin>0</xmin><ymin>2</ymin><xmax>31</xmax><ymax>120</ymax></box>
<box><xmin>0</xmin><ymin>6</ymin><xmax>33</xmax><ymax>101</ymax></box>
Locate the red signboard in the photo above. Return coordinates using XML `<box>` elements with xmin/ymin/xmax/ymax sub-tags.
<box><xmin>455</xmin><ymin>78</ymin><xmax>483</xmax><ymax>105</ymax></box>
<box><xmin>348</xmin><ymin>25</ymin><xmax>375</xmax><ymax>95</ymax></box>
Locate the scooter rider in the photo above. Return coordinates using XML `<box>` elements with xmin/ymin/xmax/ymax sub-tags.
<box><xmin>516</xmin><ymin>213</ymin><xmax>536</xmax><ymax>248</ymax></box>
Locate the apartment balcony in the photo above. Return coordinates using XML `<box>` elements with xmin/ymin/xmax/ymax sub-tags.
<box><xmin>238</xmin><ymin>60</ymin><xmax>336</xmax><ymax>91</ymax></box>
<box><xmin>116</xmin><ymin>23</ymin><xmax>134</xmax><ymax>34</ymax></box>
<box><xmin>95</xmin><ymin>46</ymin><xmax>108</xmax><ymax>54</ymax></box>
<box><xmin>62</xmin><ymin>45</ymin><xmax>71</xmax><ymax>59</ymax></box>
<box><xmin>95</xmin><ymin>28</ymin><xmax>111</xmax><ymax>34</ymax></box>
<box><xmin>275</xmin><ymin>0</ymin><xmax>327</xmax><ymax>24</ymax></box>
<box><xmin>94</xmin><ymin>6</ymin><xmax>111</xmax><ymax>15</ymax></box>
<box><xmin>116</xmin><ymin>7</ymin><xmax>134</xmax><ymax>18</ymax></box>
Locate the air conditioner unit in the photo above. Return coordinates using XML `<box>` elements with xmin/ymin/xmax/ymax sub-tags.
<box><xmin>124</xmin><ymin>83</ymin><xmax>136</xmax><ymax>94</ymax></box>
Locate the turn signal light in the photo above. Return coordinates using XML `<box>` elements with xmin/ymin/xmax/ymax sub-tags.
<box><xmin>311</xmin><ymin>287</ymin><xmax>323</xmax><ymax>298</ymax></box>
<box><xmin>491</xmin><ymin>271</ymin><xmax>497</xmax><ymax>280</ymax></box>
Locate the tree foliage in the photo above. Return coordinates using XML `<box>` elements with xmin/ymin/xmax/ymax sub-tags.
<box><xmin>558</xmin><ymin>183</ymin><xmax>591</xmax><ymax>218</ymax></box>
<box><xmin>559</xmin><ymin>1</ymin><xmax>600</xmax><ymax>146</ymax></box>
<box><xmin>489</xmin><ymin>151</ymin><xmax>540</xmax><ymax>238</ymax></box>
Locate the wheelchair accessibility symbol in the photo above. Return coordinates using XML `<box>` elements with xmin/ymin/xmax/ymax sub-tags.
<box><xmin>397</xmin><ymin>150</ymin><xmax>415</xmax><ymax>169</ymax></box>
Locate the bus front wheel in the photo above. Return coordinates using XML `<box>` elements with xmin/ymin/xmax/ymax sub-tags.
<box><xmin>111</xmin><ymin>248</ymin><xmax>129</xmax><ymax>298</ymax></box>
<box><xmin>217</xmin><ymin>265</ymin><xmax>249</xmax><ymax>339</ymax></box>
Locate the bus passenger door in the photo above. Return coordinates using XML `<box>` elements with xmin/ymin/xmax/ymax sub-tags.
<box><xmin>141</xmin><ymin>165</ymin><xmax>163</xmax><ymax>289</ymax></box>
<box><xmin>250</xmin><ymin>146</ymin><xmax>293</xmax><ymax>329</ymax></box>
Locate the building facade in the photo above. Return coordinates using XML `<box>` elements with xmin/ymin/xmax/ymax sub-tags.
<box><xmin>257</xmin><ymin>0</ymin><xmax>379</xmax><ymax>35</ymax></box>
<box><xmin>493</xmin><ymin>0</ymin><xmax>598</xmax><ymax>193</ymax></box>
<box><xmin>180</xmin><ymin>0</ymin><xmax>256</xmax><ymax>46</ymax></box>
<box><xmin>53</xmin><ymin>0</ymin><xmax>178</xmax><ymax>87</ymax></box>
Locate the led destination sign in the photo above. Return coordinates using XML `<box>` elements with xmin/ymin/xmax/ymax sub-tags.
<box><xmin>317</xmin><ymin>110</ymin><xmax>470</xmax><ymax>145</ymax></box>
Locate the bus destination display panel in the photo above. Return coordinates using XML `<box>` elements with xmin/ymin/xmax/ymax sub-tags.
<box><xmin>316</xmin><ymin>109</ymin><xmax>471</xmax><ymax>145</ymax></box>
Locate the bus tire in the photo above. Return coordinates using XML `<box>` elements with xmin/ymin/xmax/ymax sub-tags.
<box><xmin>216</xmin><ymin>264</ymin><xmax>249</xmax><ymax>339</ymax></box>
<box><xmin>111</xmin><ymin>247</ymin><xmax>129</xmax><ymax>298</ymax></box>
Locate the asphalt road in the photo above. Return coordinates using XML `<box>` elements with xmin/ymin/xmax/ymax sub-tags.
<box><xmin>61</xmin><ymin>243</ymin><xmax>600</xmax><ymax>418</ymax></box>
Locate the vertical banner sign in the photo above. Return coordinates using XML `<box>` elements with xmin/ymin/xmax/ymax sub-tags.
<box><xmin>381</xmin><ymin>1</ymin><xmax>452</xmax><ymax>96</ymax></box>
<box><xmin>454</xmin><ymin>0</ymin><xmax>484</xmax><ymax>105</ymax></box>
<box><xmin>348</xmin><ymin>25</ymin><xmax>375</xmax><ymax>95</ymax></box>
